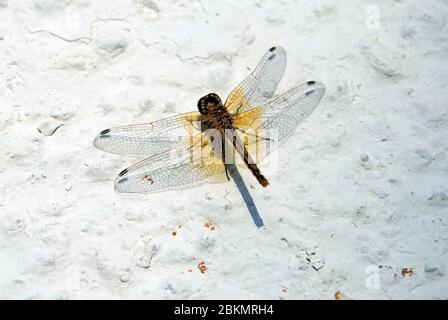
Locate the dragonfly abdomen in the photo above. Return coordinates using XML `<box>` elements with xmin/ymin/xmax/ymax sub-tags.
<box><xmin>230</xmin><ymin>132</ymin><xmax>270</xmax><ymax>188</ymax></box>
<box><xmin>246</xmin><ymin>162</ymin><xmax>270</xmax><ymax>187</ymax></box>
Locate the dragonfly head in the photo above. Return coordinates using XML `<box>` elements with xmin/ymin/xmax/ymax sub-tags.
<box><xmin>197</xmin><ymin>93</ymin><xmax>223</xmax><ymax>115</ymax></box>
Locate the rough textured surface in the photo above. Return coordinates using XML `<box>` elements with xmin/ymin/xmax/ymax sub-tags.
<box><xmin>1</xmin><ymin>0</ymin><xmax>447</xmax><ymax>299</ymax></box>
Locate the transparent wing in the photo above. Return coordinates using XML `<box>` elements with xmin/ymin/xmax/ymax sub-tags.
<box><xmin>232</xmin><ymin>81</ymin><xmax>325</xmax><ymax>162</ymax></box>
<box><xmin>225</xmin><ymin>46</ymin><xmax>287</xmax><ymax>114</ymax></box>
<box><xmin>114</xmin><ymin>133</ymin><xmax>229</xmax><ymax>194</ymax></box>
<box><xmin>93</xmin><ymin>112</ymin><xmax>202</xmax><ymax>156</ymax></box>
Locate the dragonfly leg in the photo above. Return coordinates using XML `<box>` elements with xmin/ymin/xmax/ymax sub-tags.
<box><xmin>222</xmin><ymin>136</ymin><xmax>231</xmax><ymax>181</ymax></box>
<box><xmin>224</xmin><ymin>166</ymin><xmax>230</xmax><ymax>181</ymax></box>
<box><xmin>235</xmin><ymin>102</ymin><xmax>244</xmax><ymax>114</ymax></box>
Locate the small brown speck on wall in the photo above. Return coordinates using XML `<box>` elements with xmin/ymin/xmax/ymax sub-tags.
<box><xmin>204</xmin><ymin>222</ymin><xmax>215</xmax><ymax>230</ymax></box>
<box><xmin>198</xmin><ymin>261</ymin><xmax>207</xmax><ymax>274</ymax></box>
<box><xmin>171</xmin><ymin>231</ymin><xmax>177</xmax><ymax>236</ymax></box>
<box><xmin>401</xmin><ymin>268</ymin><xmax>415</xmax><ymax>276</ymax></box>
<box><xmin>335</xmin><ymin>291</ymin><xmax>342</xmax><ymax>300</ymax></box>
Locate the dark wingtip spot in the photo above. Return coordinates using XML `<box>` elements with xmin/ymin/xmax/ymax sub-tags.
<box><xmin>307</xmin><ymin>81</ymin><xmax>316</xmax><ymax>86</ymax></box>
<box><xmin>268</xmin><ymin>54</ymin><xmax>276</xmax><ymax>61</ymax></box>
<box><xmin>269</xmin><ymin>46</ymin><xmax>276</xmax><ymax>52</ymax></box>
<box><xmin>100</xmin><ymin>129</ymin><xmax>111</xmax><ymax>135</ymax></box>
<box><xmin>119</xmin><ymin>168</ymin><xmax>128</xmax><ymax>177</ymax></box>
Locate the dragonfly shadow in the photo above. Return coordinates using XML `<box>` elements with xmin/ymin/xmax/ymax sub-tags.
<box><xmin>227</xmin><ymin>164</ymin><xmax>264</xmax><ymax>228</ymax></box>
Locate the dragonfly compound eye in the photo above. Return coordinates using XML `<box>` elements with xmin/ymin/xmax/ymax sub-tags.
<box><xmin>197</xmin><ymin>96</ymin><xmax>209</xmax><ymax>115</ymax></box>
<box><xmin>197</xmin><ymin>93</ymin><xmax>223</xmax><ymax>115</ymax></box>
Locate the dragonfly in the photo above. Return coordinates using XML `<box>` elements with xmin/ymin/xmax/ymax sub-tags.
<box><xmin>94</xmin><ymin>46</ymin><xmax>325</xmax><ymax>193</ymax></box>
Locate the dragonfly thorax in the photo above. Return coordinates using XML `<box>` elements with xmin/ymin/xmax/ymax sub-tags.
<box><xmin>198</xmin><ymin>93</ymin><xmax>234</xmax><ymax>131</ymax></box>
